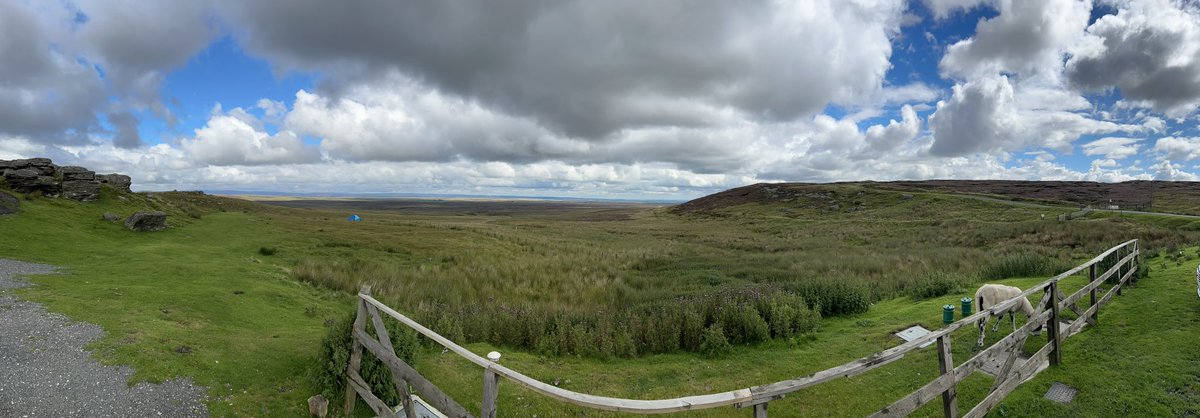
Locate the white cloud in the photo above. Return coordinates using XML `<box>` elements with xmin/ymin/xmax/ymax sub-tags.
<box><xmin>1150</xmin><ymin>160</ymin><xmax>1200</xmax><ymax>180</ymax></box>
<box><xmin>929</xmin><ymin>75</ymin><xmax>1143</xmax><ymax>156</ymax></box>
<box><xmin>1152</xmin><ymin>136</ymin><xmax>1200</xmax><ymax>161</ymax></box>
<box><xmin>1082</xmin><ymin>137</ymin><xmax>1142</xmax><ymax>159</ymax></box>
<box><xmin>1067</xmin><ymin>0</ymin><xmax>1200</xmax><ymax>117</ymax></box>
<box><xmin>218</xmin><ymin>0</ymin><xmax>907</xmax><ymax>139</ymax></box>
<box><xmin>924</xmin><ymin>0</ymin><xmax>993</xmax><ymax>20</ymax></box>
<box><xmin>182</xmin><ymin>109</ymin><xmax>319</xmax><ymax>166</ymax></box>
<box><xmin>939</xmin><ymin>0</ymin><xmax>1091</xmax><ymax>81</ymax></box>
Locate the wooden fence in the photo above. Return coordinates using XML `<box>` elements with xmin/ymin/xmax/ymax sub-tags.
<box><xmin>343</xmin><ymin>239</ymin><xmax>1140</xmax><ymax>417</ymax></box>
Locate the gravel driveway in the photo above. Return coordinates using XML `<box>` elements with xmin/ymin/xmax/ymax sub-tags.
<box><xmin>0</xmin><ymin>259</ymin><xmax>209</xmax><ymax>417</ymax></box>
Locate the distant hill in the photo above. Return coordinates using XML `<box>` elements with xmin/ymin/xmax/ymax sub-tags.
<box><xmin>675</xmin><ymin>180</ymin><xmax>1200</xmax><ymax>215</ymax></box>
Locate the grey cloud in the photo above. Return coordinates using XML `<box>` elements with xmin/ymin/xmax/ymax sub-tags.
<box><xmin>940</xmin><ymin>0</ymin><xmax>1091</xmax><ymax>79</ymax></box>
<box><xmin>218</xmin><ymin>0</ymin><xmax>904</xmax><ymax>139</ymax></box>
<box><xmin>107</xmin><ymin>111</ymin><xmax>142</xmax><ymax>148</ymax></box>
<box><xmin>0</xmin><ymin>0</ymin><xmax>216</xmax><ymax>144</ymax></box>
<box><xmin>1066</xmin><ymin>3</ymin><xmax>1200</xmax><ymax>117</ymax></box>
<box><xmin>0</xmin><ymin>0</ymin><xmax>103</xmax><ymax>141</ymax></box>
<box><xmin>928</xmin><ymin>76</ymin><xmax>1017</xmax><ymax>156</ymax></box>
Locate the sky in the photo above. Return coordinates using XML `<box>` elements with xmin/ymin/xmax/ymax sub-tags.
<box><xmin>3</xmin><ymin>0</ymin><xmax>1200</xmax><ymax>200</ymax></box>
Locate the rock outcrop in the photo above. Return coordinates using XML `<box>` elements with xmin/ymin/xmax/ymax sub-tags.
<box><xmin>60</xmin><ymin>166</ymin><xmax>100</xmax><ymax>201</ymax></box>
<box><xmin>0</xmin><ymin>191</ymin><xmax>18</xmax><ymax>215</ymax></box>
<box><xmin>4</xmin><ymin>168</ymin><xmax>60</xmax><ymax>196</ymax></box>
<box><xmin>97</xmin><ymin>174</ymin><xmax>132</xmax><ymax>193</ymax></box>
<box><xmin>125</xmin><ymin>211</ymin><xmax>168</xmax><ymax>231</ymax></box>
<box><xmin>0</xmin><ymin>158</ymin><xmax>131</xmax><ymax>201</ymax></box>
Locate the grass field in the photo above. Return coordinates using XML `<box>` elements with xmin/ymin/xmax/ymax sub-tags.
<box><xmin>0</xmin><ymin>183</ymin><xmax>1198</xmax><ymax>416</ymax></box>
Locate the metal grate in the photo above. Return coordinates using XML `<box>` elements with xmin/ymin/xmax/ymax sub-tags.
<box><xmin>1044</xmin><ymin>382</ymin><xmax>1078</xmax><ymax>403</ymax></box>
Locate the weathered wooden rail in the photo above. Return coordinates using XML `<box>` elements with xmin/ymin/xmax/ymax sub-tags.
<box><xmin>344</xmin><ymin>239</ymin><xmax>1140</xmax><ymax>417</ymax></box>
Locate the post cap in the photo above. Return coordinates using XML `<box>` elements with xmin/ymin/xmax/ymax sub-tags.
<box><xmin>487</xmin><ymin>351</ymin><xmax>502</xmax><ymax>362</ymax></box>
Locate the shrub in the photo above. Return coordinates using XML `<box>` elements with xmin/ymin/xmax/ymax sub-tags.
<box><xmin>679</xmin><ymin>308</ymin><xmax>705</xmax><ymax>351</ymax></box>
<box><xmin>721</xmin><ymin>304</ymin><xmax>769</xmax><ymax>345</ymax></box>
<box><xmin>979</xmin><ymin>252</ymin><xmax>1071</xmax><ymax>280</ymax></box>
<box><xmin>909</xmin><ymin>272</ymin><xmax>972</xmax><ymax>300</ymax></box>
<box><xmin>699</xmin><ymin>323</ymin><xmax>731</xmax><ymax>357</ymax></box>
<box><xmin>258</xmin><ymin>246</ymin><xmax>277</xmax><ymax>256</ymax></box>
<box><xmin>793</xmin><ymin>278</ymin><xmax>871</xmax><ymax>316</ymax></box>
<box><xmin>313</xmin><ymin>309</ymin><xmax>418</xmax><ymax>410</ymax></box>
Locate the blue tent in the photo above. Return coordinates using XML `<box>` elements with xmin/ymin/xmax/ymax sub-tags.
<box><xmin>347</xmin><ymin>214</ymin><xmax>362</xmax><ymax>222</ymax></box>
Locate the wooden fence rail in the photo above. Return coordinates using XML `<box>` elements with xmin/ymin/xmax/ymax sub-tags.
<box><xmin>343</xmin><ymin>239</ymin><xmax>1140</xmax><ymax>417</ymax></box>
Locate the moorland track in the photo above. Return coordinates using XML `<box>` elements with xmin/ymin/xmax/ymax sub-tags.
<box><xmin>0</xmin><ymin>258</ymin><xmax>209</xmax><ymax>417</ymax></box>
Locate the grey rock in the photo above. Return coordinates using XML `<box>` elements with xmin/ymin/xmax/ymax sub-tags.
<box><xmin>1</xmin><ymin>158</ymin><xmax>57</xmax><ymax>176</ymax></box>
<box><xmin>102</xmin><ymin>212</ymin><xmax>121</xmax><ymax>222</ymax></box>
<box><xmin>4</xmin><ymin>169</ymin><xmax>60</xmax><ymax>196</ymax></box>
<box><xmin>60</xmin><ymin>166</ymin><xmax>95</xmax><ymax>181</ymax></box>
<box><xmin>125</xmin><ymin>211</ymin><xmax>167</xmax><ymax>231</ymax></box>
<box><xmin>0</xmin><ymin>191</ymin><xmax>17</xmax><ymax>215</ymax></box>
<box><xmin>97</xmin><ymin>174</ymin><xmax>132</xmax><ymax>192</ymax></box>
<box><xmin>62</xmin><ymin>179</ymin><xmax>100</xmax><ymax>201</ymax></box>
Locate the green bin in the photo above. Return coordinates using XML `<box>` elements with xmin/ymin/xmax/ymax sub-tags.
<box><xmin>961</xmin><ymin>297</ymin><xmax>973</xmax><ymax>318</ymax></box>
<box><xmin>943</xmin><ymin>304</ymin><xmax>955</xmax><ymax>325</ymax></box>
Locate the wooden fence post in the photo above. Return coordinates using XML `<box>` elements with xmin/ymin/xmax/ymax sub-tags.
<box><xmin>1047</xmin><ymin>282</ymin><xmax>1062</xmax><ymax>366</ymax></box>
<box><xmin>343</xmin><ymin>286</ymin><xmax>370</xmax><ymax>415</ymax></box>
<box><xmin>1088</xmin><ymin>264</ymin><xmax>1098</xmax><ymax>325</ymax></box>
<box><xmin>482</xmin><ymin>351</ymin><xmax>502</xmax><ymax>418</ymax></box>
<box><xmin>937</xmin><ymin>335</ymin><xmax>958</xmax><ymax>418</ymax></box>
<box><xmin>753</xmin><ymin>402</ymin><xmax>768</xmax><ymax>418</ymax></box>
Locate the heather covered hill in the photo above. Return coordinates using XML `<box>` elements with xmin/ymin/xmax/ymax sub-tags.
<box><xmin>675</xmin><ymin>181</ymin><xmax>1200</xmax><ymax>215</ymax></box>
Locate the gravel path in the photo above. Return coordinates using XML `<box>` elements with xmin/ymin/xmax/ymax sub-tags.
<box><xmin>0</xmin><ymin>259</ymin><xmax>209</xmax><ymax>417</ymax></box>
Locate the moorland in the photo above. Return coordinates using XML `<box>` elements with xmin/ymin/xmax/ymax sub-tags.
<box><xmin>1</xmin><ymin>180</ymin><xmax>1199</xmax><ymax>416</ymax></box>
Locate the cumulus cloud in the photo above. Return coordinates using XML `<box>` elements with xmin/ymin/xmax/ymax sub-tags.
<box><xmin>928</xmin><ymin>75</ymin><xmax>1142</xmax><ymax>156</ymax></box>
<box><xmin>940</xmin><ymin>0</ymin><xmax>1091</xmax><ymax>80</ymax></box>
<box><xmin>1150</xmin><ymin>160</ymin><xmax>1200</xmax><ymax>180</ymax></box>
<box><xmin>218</xmin><ymin>0</ymin><xmax>906</xmax><ymax>139</ymax></box>
<box><xmin>1152</xmin><ymin>136</ymin><xmax>1200</xmax><ymax>161</ymax></box>
<box><xmin>0</xmin><ymin>0</ymin><xmax>217</xmax><ymax>145</ymax></box>
<box><xmin>1067</xmin><ymin>0</ymin><xmax>1200</xmax><ymax>117</ymax></box>
<box><xmin>0</xmin><ymin>0</ymin><xmax>104</xmax><ymax>141</ymax></box>
<box><xmin>924</xmin><ymin>0</ymin><xmax>993</xmax><ymax>19</ymax></box>
<box><xmin>182</xmin><ymin>108</ymin><xmax>319</xmax><ymax>166</ymax></box>
<box><xmin>1082</xmin><ymin>137</ymin><xmax>1142</xmax><ymax>159</ymax></box>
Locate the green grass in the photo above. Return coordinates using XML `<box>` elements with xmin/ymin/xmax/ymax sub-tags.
<box><xmin>0</xmin><ymin>185</ymin><xmax>1197</xmax><ymax>416</ymax></box>
<box><xmin>0</xmin><ymin>191</ymin><xmax>349</xmax><ymax>416</ymax></box>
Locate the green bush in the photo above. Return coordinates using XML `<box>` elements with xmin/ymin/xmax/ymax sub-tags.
<box><xmin>909</xmin><ymin>272</ymin><xmax>973</xmax><ymax>300</ymax></box>
<box><xmin>699</xmin><ymin>323</ymin><xmax>731</xmax><ymax>357</ymax></box>
<box><xmin>721</xmin><ymin>304</ymin><xmax>770</xmax><ymax>344</ymax></box>
<box><xmin>793</xmin><ymin>278</ymin><xmax>871</xmax><ymax>316</ymax></box>
<box><xmin>979</xmin><ymin>252</ymin><xmax>1072</xmax><ymax>280</ymax></box>
<box><xmin>313</xmin><ymin>309</ymin><xmax>418</xmax><ymax>412</ymax></box>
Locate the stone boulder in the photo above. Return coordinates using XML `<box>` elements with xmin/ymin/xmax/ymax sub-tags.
<box><xmin>4</xmin><ymin>168</ymin><xmax>60</xmax><ymax>196</ymax></box>
<box><xmin>60</xmin><ymin>166</ymin><xmax>95</xmax><ymax>181</ymax></box>
<box><xmin>0</xmin><ymin>191</ymin><xmax>18</xmax><ymax>215</ymax></box>
<box><xmin>62</xmin><ymin>180</ymin><xmax>100</xmax><ymax>201</ymax></box>
<box><xmin>60</xmin><ymin>166</ymin><xmax>100</xmax><ymax>201</ymax></box>
<box><xmin>97</xmin><ymin>174</ymin><xmax>132</xmax><ymax>192</ymax></box>
<box><xmin>125</xmin><ymin>211</ymin><xmax>167</xmax><ymax>231</ymax></box>
<box><xmin>102</xmin><ymin>212</ymin><xmax>121</xmax><ymax>222</ymax></box>
<box><xmin>0</xmin><ymin>158</ymin><xmax>57</xmax><ymax>176</ymax></box>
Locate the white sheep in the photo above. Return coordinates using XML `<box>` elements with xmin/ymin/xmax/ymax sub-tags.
<box><xmin>974</xmin><ymin>284</ymin><xmax>1041</xmax><ymax>348</ymax></box>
